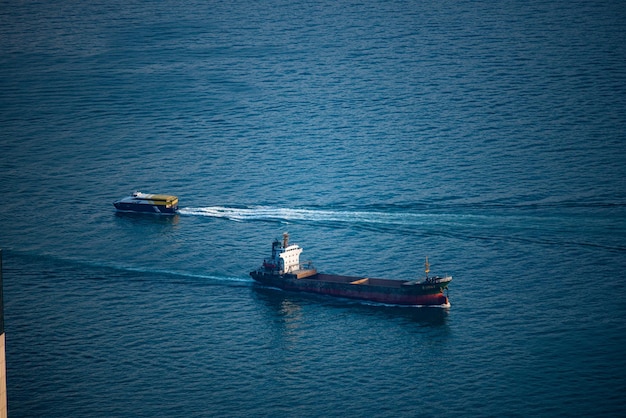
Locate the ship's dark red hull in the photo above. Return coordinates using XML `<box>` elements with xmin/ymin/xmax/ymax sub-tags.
<box><xmin>250</xmin><ymin>271</ymin><xmax>450</xmax><ymax>307</ymax></box>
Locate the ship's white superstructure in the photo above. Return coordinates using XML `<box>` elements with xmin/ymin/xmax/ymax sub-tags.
<box><xmin>279</xmin><ymin>244</ymin><xmax>302</xmax><ymax>273</ymax></box>
<box><xmin>263</xmin><ymin>233</ymin><xmax>316</xmax><ymax>279</ymax></box>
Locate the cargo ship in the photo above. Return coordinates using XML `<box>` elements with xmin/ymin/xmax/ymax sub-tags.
<box><xmin>250</xmin><ymin>233</ymin><xmax>451</xmax><ymax>307</ymax></box>
<box><xmin>113</xmin><ymin>191</ymin><xmax>179</xmax><ymax>215</ymax></box>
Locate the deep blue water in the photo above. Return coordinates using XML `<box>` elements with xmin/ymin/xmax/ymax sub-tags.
<box><xmin>2</xmin><ymin>0</ymin><xmax>626</xmax><ymax>416</ymax></box>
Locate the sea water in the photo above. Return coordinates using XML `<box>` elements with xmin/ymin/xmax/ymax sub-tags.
<box><xmin>1</xmin><ymin>0</ymin><xmax>626</xmax><ymax>416</ymax></box>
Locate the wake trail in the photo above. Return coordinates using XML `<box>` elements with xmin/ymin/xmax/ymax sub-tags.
<box><xmin>178</xmin><ymin>206</ymin><xmax>480</xmax><ymax>228</ymax></box>
<box><xmin>177</xmin><ymin>206</ymin><xmax>626</xmax><ymax>252</ymax></box>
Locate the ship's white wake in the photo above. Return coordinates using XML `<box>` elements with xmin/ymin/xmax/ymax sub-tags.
<box><xmin>178</xmin><ymin>206</ymin><xmax>477</xmax><ymax>228</ymax></box>
<box><xmin>178</xmin><ymin>205</ymin><xmax>626</xmax><ymax>252</ymax></box>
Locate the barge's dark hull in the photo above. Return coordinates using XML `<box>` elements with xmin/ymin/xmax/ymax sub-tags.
<box><xmin>250</xmin><ymin>270</ymin><xmax>450</xmax><ymax>307</ymax></box>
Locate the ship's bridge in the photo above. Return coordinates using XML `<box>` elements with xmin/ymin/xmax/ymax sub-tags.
<box><xmin>258</xmin><ymin>233</ymin><xmax>318</xmax><ymax>279</ymax></box>
<box><xmin>279</xmin><ymin>244</ymin><xmax>302</xmax><ymax>273</ymax></box>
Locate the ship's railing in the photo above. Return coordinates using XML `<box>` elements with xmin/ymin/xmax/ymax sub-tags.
<box><xmin>300</xmin><ymin>260</ymin><xmax>315</xmax><ymax>270</ymax></box>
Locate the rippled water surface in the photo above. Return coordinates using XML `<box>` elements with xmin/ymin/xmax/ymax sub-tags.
<box><xmin>2</xmin><ymin>0</ymin><xmax>626</xmax><ymax>416</ymax></box>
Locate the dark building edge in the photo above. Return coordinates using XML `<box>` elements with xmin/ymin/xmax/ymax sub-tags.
<box><xmin>0</xmin><ymin>249</ymin><xmax>3</xmax><ymax>334</ymax></box>
<box><xmin>0</xmin><ymin>249</ymin><xmax>6</xmax><ymax>417</ymax></box>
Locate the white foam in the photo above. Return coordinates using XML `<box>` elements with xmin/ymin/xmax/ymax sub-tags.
<box><xmin>178</xmin><ymin>205</ymin><xmax>474</xmax><ymax>228</ymax></box>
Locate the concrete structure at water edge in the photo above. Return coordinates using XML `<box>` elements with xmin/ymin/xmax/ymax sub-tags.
<box><xmin>0</xmin><ymin>250</ymin><xmax>6</xmax><ymax>417</ymax></box>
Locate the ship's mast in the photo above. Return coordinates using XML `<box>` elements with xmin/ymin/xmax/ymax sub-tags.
<box><xmin>425</xmin><ymin>256</ymin><xmax>430</xmax><ymax>281</ymax></box>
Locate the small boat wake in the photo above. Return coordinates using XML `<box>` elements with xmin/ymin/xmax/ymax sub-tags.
<box><xmin>177</xmin><ymin>205</ymin><xmax>626</xmax><ymax>253</ymax></box>
<box><xmin>178</xmin><ymin>205</ymin><xmax>473</xmax><ymax>227</ymax></box>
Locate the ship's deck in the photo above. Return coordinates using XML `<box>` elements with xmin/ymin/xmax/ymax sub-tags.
<box><xmin>316</xmin><ymin>274</ymin><xmax>408</xmax><ymax>287</ymax></box>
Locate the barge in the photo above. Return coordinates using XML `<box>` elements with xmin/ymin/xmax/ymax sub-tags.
<box><xmin>113</xmin><ymin>191</ymin><xmax>179</xmax><ymax>215</ymax></box>
<box><xmin>250</xmin><ymin>233</ymin><xmax>451</xmax><ymax>307</ymax></box>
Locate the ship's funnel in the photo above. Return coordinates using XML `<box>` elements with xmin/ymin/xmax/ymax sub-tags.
<box><xmin>282</xmin><ymin>232</ymin><xmax>289</xmax><ymax>248</ymax></box>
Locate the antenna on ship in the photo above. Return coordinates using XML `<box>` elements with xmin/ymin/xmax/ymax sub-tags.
<box><xmin>425</xmin><ymin>256</ymin><xmax>430</xmax><ymax>281</ymax></box>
